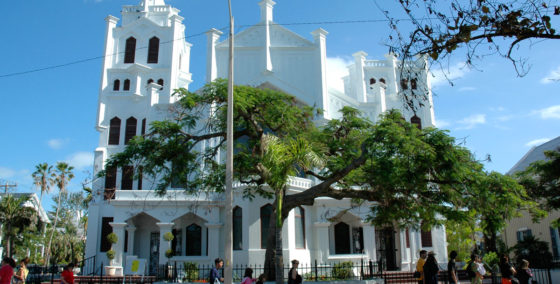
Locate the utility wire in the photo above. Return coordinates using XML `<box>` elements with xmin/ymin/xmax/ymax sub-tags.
<box><xmin>0</xmin><ymin>17</ymin><xmax>427</xmax><ymax>79</ymax></box>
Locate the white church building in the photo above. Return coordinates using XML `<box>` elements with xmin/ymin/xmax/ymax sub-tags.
<box><xmin>84</xmin><ymin>0</ymin><xmax>447</xmax><ymax>275</ymax></box>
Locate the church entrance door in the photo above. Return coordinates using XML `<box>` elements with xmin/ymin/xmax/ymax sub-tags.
<box><xmin>149</xmin><ymin>232</ymin><xmax>160</xmax><ymax>275</ymax></box>
<box><xmin>376</xmin><ymin>228</ymin><xmax>398</xmax><ymax>271</ymax></box>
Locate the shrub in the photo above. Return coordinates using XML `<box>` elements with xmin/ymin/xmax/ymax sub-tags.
<box><xmin>183</xmin><ymin>262</ymin><xmax>199</xmax><ymax>282</ymax></box>
<box><xmin>482</xmin><ymin>251</ymin><xmax>499</xmax><ymax>271</ymax></box>
<box><xmin>106</xmin><ymin>250</ymin><xmax>115</xmax><ymax>260</ymax></box>
<box><xmin>165</xmin><ymin>249</ymin><xmax>174</xmax><ymax>258</ymax></box>
<box><xmin>514</xmin><ymin>236</ymin><xmax>553</xmax><ymax>268</ymax></box>
<box><xmin>164</xmin><ymin>232</ymin><xmax>175</xmax><ymax>242</ymax></box>
<box><xmin>332</xmin><ymin>261</ymin><xmax>354</xmax><ymax>279</ymax></box>
<box><xmin>106</xmin><ymin>233</ymin><xmax>118</xmax><ymax>244</ymax></box>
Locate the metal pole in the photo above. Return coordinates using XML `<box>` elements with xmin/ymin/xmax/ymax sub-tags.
<box><xmin>224</xmin><ymin>0</ymin><xmax>234</xmax><ymax>284</ymax></box>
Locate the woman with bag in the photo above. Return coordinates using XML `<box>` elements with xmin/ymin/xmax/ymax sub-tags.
<box><xmin>13</xmin><ymin>258</ymin><xmax>29</xmax><ymax>284</ymax></box>
<box><xmin>499</xmin><ymin>254</ymin><xmax>517</xmax><ymax>284</ymax></box>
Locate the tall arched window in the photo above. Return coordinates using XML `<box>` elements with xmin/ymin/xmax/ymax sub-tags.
<box><xmin>104</xmin><ymin>167</ymin><xmax>117</xmax><ymax>189</ymax></box>
<box><xmin>108</xmin><ymin>117</ymin><xmax>121</xmax><ymax>145</ymax></box>
<box><xmin>124</xmin><ymin>117</ymin><xmax>137</xmax><ymax>144</ymax></box>
<box><xmin>421</xmin><ymin>222</ymin><xmax>433</xmax><ymax>247</ymax></box>
<box><xmin>260</xmin><ymin>204</ymin><xmax>272</xmax><ymax>249</ymax></box>
<box><xmin>113</xmin><ymin>79</ymin><xmax>120</xmax><ymax>91</ymax></box>
<box><xmin>147</xmin><ymin>37</ymin><xmax>160</xmax><ymax>64</ymax></box>
<box><xmin>334</xmin><ymin>222</ymin><xmax>351</xmax><ymax>254</ymax></box>
<box><xmin>124</xmin><ymin>37</ymin><xmax>136</xmax><ymax>63</ymax></box>
<box><xmin>157</xmin><ymin>79</ymin><xmax>164</xmax><ymax>86</ymax></box>
<box><xmin>400</xmin><ymin>78</ymin><xmax>409</xmax><ymax>90</ymax></box>
<box><xmin>294</xmin><ymin>207</ymin><xmax>305</xmax><ymax>249</ymax></box>
<box><xmin>186</xmin><ymin>224</ymin><xmax>202</xmax><ymax>256</ymax></box>
<box><xmin>147</xmin><ymin>79</ymin><xmax>154</xmax><ymax>85</ymax></box>
<box><xmin>233</xmin><ymin>206</ymin><xmax>242</xmax><ymax>250</ymax></box>
<box><xmin>369</xmin><ymin>78</ymin><xmax>376</xmax><ymax>85</ymax></box>
<box><xmin>411</xmin><ymin>78</ymin><xmax>418</xmax><ymax>90</ymax></box>
<box><xmin>141</xmin><ymin>118</ymin><xmax>146</xmax><ymax>136</ymax></box>
<box><xmin>411</xmin><ymin>115</ymin><xmax>422</xmax><ymax>130</ymax></box>
<box><xmin>123</xmin><ymin>79</ymin><xmax>131</xmax><ymax>91</ymax></box>
<box><xmin>121</xmin><ymin>166</ymin><xmax>133</xmax><ymax>190</ymax></box>
<box><xmin>379</xmin><ymin>78</ymin><xmax>386</xmax><ymax>84</ymax></box>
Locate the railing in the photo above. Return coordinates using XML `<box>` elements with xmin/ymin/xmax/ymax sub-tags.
<box><xmin>364</xmin><ymin>60</ymin><xmax>387</xmax><ymax>67</ymax></box>
<box><xmin>78</xmin><ymin>255</ymin><xmax>97</xmax><ymax>276</ymax></box>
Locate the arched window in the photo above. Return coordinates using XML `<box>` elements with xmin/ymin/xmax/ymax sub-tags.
<box><xmin>421</xmin><ymin>222</ymin><xmax>432</xmax><ymax>247</ymax></box>
<box><xmin>260</xmin><ymin>204</ymin><xmax>272</xmax><ymax>249</ymax></box>
<box><xmin>147</xmin><ymin>79</ymin><xmax>154</xmax><ymax>85</ymax></box>
<box><xmin>157</xmin><ymin>78</ymin><xmax>164</xmax><ymax>86</ymax></box>
<box><xmin>147</xmin><ymin>37</ymin><xmax>160</xmax><ymax>64</ymax></box>
<box><xmin>334</xmin><ymin>222</ymin><xmax>351</xmax><ymax>254</ymax></box>
<box><xmin>141</xmin><ymin>118</ymin><xmax>146</xmax><ymax>136</ymax></box>
<box><xmin>113</xmin><ymin>79</ymin><xmax>120</xmax><ymax>91</ymax></box>
<box><xmin>369</xmin><ymin>78</ymin><xmax>376</xmax><ymax>85</ymax></box>
<box><xmin>379</xmin><ymin>78</ymin><xmax>386</xmax><ymax>84</ymax></box>
<box><xmin>411</xmin><ymin>78</ymin><xmax>418</xmax><ymax>90</ymax></box>
<box><xmin>121</xmin><ymin>166</ymin><xmax>133</xmax><ymax>190</ymax></box>
<box><xmin>124</xmin><ymin>37</ymin><xmax>136</xmax><ymax>63</ymax></box>
<box><xmin>400</xmin><ymin>78</ymin><xmax>408</xmax><ymax>90</ymax></box>
<box><xmin>124</xmin><ymin>117</ymin><xmax>137</xmax><ymax>144</ymax></box>
<box><xmin>185</xmin><ymin>224</ymin><xmax>202</xmax><ymax>256</ymax></box>
<box><xmin>108</xmin><ymin>117</ymin><xmax>121</xmax><ymax>145</ymax></box>
<box><xmin>294</xmin><ymin>207</ymin><xmax>305</xmax><ymax>249</ymax></box>
<box><xmin>233</xmin><ymin>206</ymin><xmax>242</xmax><ymax>250</ymax></box>
<box><xmin>104</xmin><ymin>166</ymin><xmax>117</xmax><ymax>190</ymax></box>
<box><xmin>123</xmin><ymin>79</ymin><xmax>131</xmax><ymax>91</ymax></box>
<box><xmin>411</xmin><ymin>115</ymin><xmax>422</xmax><ymax>129</ymax></box>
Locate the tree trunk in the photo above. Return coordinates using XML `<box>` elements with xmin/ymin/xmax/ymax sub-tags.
<box><xmin>6</xmin><ymin>224</ymin><xmax>12</xmax><ymax>257</ymax></box>
<box><xmin>264</xmin><ymin>208</ymin><xmax>277</xmax><ymax>281</ymax></box>
<box><xmin>46</xmin><ymin>189</ymin><xmax>63</xmax><ymax>266</ymax></box>
<box><xmin>483</xmin><ymin>231</ymin><xmax>497</xmax><ymax>253</ymax></box>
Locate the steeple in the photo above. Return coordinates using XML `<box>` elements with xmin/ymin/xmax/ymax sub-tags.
<box><xmin>258</xmin><ymin>0</ymin><xmax>276</xmax><ymax>23</ymax></box>
<box><xmin>139</xmin><ymin>0</ymin><xmax>166</xmax><ymax>11</ymax></box>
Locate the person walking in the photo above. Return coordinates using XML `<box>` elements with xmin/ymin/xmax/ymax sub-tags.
<box><xmin>472</xmin><ymin>255</ymin><xmax>485</xmax><ymax>284</ymax></box>
<box><xmin>447</xmin><ymin>251</ymin><xmax>458</xmax><ymax>284</ymax></box>
<box><xmin>516</xmin><ymin>260</ymin><xmax>532</xmax><ymax>284</ymax></box>
<box><xmin>499</xmin><ymin>254</ymin><xmax>516</xmax><ymax>284</ymax></box>
<box><xmin>423</xmin><ymin>251</ymin><xmax>439</xmax><ymax>284</ymax></box>
<box><xmin>416</xmin><ymin>250</ymin><xmax>428</xmax><ymax>284</ymax></box>
<box><xmin>0</xmin><ymin>258</ymin><xmax>16</xmax><ymax>284</ymax></box>
<box><xmin>61</xmin><ymin>263</ymin><xmax>75</xmax><ymax>284</ymax></box>
<box><xmin>287</xmin><ymin>259</ymin><xmax>302</xmax><ymax>284</ymax></box>
<box><xmin>241</xmin><ymin>268</ymin><xmax>255</xmax><ymax>284</ymax></box>
<box><xmin>13</xmin><ymin>258</ymin><xmax>30</xmax><ymax>284</ymax></box>
<box><xmin>209</xmin><ymin>258</ymin><xmax>224</xmax><ymax>284</ymax></box>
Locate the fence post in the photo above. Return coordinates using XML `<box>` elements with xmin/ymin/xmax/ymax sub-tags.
<box><xmin>314</xmin><ymin>259</ymin><xmax>318</xmax><ymax>282</ymax></box>
<box><xmin>547</xmin><ymin>267</ymin><xmax>552</xmax><ymax>284</ymax></box>
<box><xmin>50</xmin><ymin>263</ymin><xmax>55</xmax><ymax>284</ymax></box>
<box><xmin>100</xmin><ymin>262</ymin><xmax>103</xmax><ymax>284</ymax></box>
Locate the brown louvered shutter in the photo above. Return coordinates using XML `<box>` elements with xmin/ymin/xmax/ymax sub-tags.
<box><xmin>124</xmin><ymin>117</ymin><xmax>137</xmax><ymax>144</ymax></box>
<box><xmin>121</xmin><ymin>166</ymin><xmax>134</xmax><ymax>190</ymax></box>
<box><xmin>100</xmin><ymin>217</ymin><xmax>114</xmax><ymax>252</ymax></box>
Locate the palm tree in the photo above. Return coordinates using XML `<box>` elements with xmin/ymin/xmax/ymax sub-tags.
<box><xmin>0</xmin><ymin>195</ymin><xmax>38</xmax><ymax>257</ymax></box>
<box><xmin>259</xmin><ymin>134</ymin><xmax>323</xmax><ymax>284</ymax></box>
<box><xmin>45</xmin><ymin>162</ymin><xmax>74</xmax><ymax>267</ymax></box>
<box><xmin>32</xmin><ymin>163</ymin><xmax>54</xmax><ymax>205</ymax></box>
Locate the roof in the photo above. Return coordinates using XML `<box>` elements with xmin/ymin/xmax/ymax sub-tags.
<box><xmin>0</xmin><ymin>193</ymin><xmax>50</xmax><ymax>223</ymax></box>
<box><xmin>508</xmin><ymin>136</ymin><xmax>560</xmax><ymax>174</ymax></box>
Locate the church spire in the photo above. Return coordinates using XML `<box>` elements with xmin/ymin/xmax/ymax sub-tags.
<box><xmin>139</xmin><ymin>0</ymin><xmax>166</xmax><ymax>11</ymax></box>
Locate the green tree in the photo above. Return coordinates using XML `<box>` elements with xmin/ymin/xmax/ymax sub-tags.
<box><xmin>0</xmin><ymin>195</ymin><xmax>38</xmax><ymax>257</ymax></box>
<box><xmin>104</xmin><ymin>80</ymin><xmax>527</xmax><ymax>280</ymax></box>
<box><xmin>446</xmin><ymin>214</ymin><xmax>480</xmax><ymax>262</ymax></box>
<box><xmin>385</xmin><ymin>0</ymin><xmax>560</xmax><ymax>77</ymax></box>
<box><xmin>45</xmin><ymin>162</ymin><xmax>74</xmax><ymax>266</ymax></box>
<box><xmin>32</xmin><ymin>163</ymin><xmax>54</xmax><ymax>205</ymax></box>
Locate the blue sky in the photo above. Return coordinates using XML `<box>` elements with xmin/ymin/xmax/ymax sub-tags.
<box><xmin>0</xmin><ymin>0</ymin><xmax>558</xmax><ymax>211</ymax></box>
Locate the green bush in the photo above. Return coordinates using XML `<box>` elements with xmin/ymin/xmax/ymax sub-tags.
<box><xmin>106</xmin><ymin>233</ymin><xmax>118</xmax><ymax>244</ymax></box>
<box><xmin>483</xmin><ymin>251</ymin><xmax>499</xmax><ymax>271</ymax></box>
<box><xmin>332</xmin><ymin>261</ymin><xmax>354</xmax><ymax>280</ymax></box>
<box><xmin>165</xmin><ymin>249</ymin><xmax>174</xmax><ymax>258</ymax></box>
<box><xmin>182</xmin><ymin>262</ymin><xmax>199</xmax><ymax>281</ymax></box>
<box><xmin>163</xmin><ymin>232</ymin><xmax>175</xmax><ymax>242</ymax></box>
<box><xmin>106</xmin><ymin>250</ymin><xmax>115</xmax><ymax>260</ymax></box>
<box><xmin>514</xmin><ymin>236</ymin><xmax>553</xmax><ymax>268</ymax></box>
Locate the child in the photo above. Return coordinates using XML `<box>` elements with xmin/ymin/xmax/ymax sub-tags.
<box><xmin>61</xmin><ymin>263</ymin><xmax>75</xmax><ymax>284</ymax></box>
<box><xmin>241</xmin><ymin>268</ymin><xmax>254</xmax><ymax>284</ymax></box>
<box><xmin>256</xmin><ymin>274</ymin><xmax>266</xmax><ymax>284</ymax></box>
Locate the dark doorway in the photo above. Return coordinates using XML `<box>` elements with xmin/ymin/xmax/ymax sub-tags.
<box><xmin>376</xmin><ymin>228</ymin><xmax>398</xmax><ymax>271</ymax></box>
<box><xmin>149</xmin><ymin>232</ymin><xmax>160</xmax><ymax>275</ymax></box>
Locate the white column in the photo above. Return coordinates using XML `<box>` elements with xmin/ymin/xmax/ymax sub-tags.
<box><xmin>206</xmin><ymin>223</ymin><xmax>223</xmax><ymax>260</ymax></box>
<box><xmin>126</xmin><ymin>225</ymin><xmax>136</xmax><ymax>256</ymax></box>
<box><xmin>109</xmin><ymin>222</ymin><xmax>127</xmax><ymax>266</ymax></box>
<box><xmin>96</xmin><ymin>15</ymin><xmax>119</xmax><ymax>128</ymax></box>
<box><xmin>157</xmin><ymin>223</ymin><xmax>174</xmax><ymax>265</ymax></box>
<box><xmin>353</xmin><ymin>51</ymin><xmax>368</xmax><ymax>103</ymax></box>
<box><xmin>409</xmin><ymin>228</ymin><xmax>417</xmax><ymax>271</ymax></box>
<box><xmin>363</xmin><ymin>224</ymin><xmax>376</xmax><ymax>261</ymax></box>
<box><xmin>206</xmin><ymin>28</ymin><xmax>223</xmax><ymax>83</ymax></box>
<box><xmin>312</xmin><ymin>28</ymin><xmax>329</xmax><ymax>119</ymax></box>
<box><xmin>313</xmin><ymin>222</ymin><xmax>330</xmax><ymax>262</ymax></box>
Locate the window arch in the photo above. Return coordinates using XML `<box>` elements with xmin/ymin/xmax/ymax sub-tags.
<box><xmin>147</xmin><ymin>37</ymin><xmax>160</xmax><ymax>64</ymax></box>
<box><xmin>124</xmin><ymin>117</ymin><xmax>137</xmax><ymax>144</ymax></box>
<box><xmin>411</xmin><ymin>78</ymin><xmax>418</xmax><ymax>90</ymax></box>
<box><xmin>185</xmin><ymin>223</ymin><xmax>202</xmax><ymax>256</ymax></box>
<box><xmin>123</xmin><ymin>79</ymin><xmax>131</xmax><ymax>91</ymax></box>
<box><xmin>124</xmin><ymin>37</ymin><xmax>136</xmax><ymax>63</ymax></box>
<box><xmin>379</xmin><ymin>78</ymin><xmax>386</xmax><ymax>84</ymax></box>
<box><xmin>113</xmin><ymin>79</ymin><xmax>120</xmax><ymax>91</ymax></box>
<box><xmin>294</xmin><ymin>207</ymin><xmax>305</xmax><ymax>249</ymax></box>
<box><xmin>421</xmin><ymin>222</ymin><xmax>432</xmax><ymax>247</ymax></box>
<box><xmin>121</xmin><ymin>166</ymin><xmax>133</xmax><ymax>190</ymax></box>
<box><xmin>260</xmin><ymin>204</ymin><xmax>272</xmax><ymax>249</ymax></box>
<box><xmin>233</xmin><ymin>206</ymin><xmax>242</xmax><ymax>250</ymax></box>
<box><xmin>369</xmin><ymin>78</ymin><xmax>376</xmax><ymax>85</ymax></box>
<box><xmin>411</xmin><ymin>115</ymin><xmax>422</xmax><ymax>129</ymax></box>
<box><xmin>108</xmin><ymin>117</ymin><xmax>121</xmax><ymax>145</ymax></box>
<box><xmin>157</xmin><ymin>78</ymin><xmax>164</xmax><ymax>86</ymax></box>
<box><xmin>334</xmin><ymin>222</ymin><xmax>351</xmax><ymax>254</ymax></box>
<box><xmin>147</xmin><ymin>78</ymin><xmax>154</xmax><ymax>85</ymax></box>
<box><xmin>400</xmin><ymin>78</ymin><xmax>409</xmax><ymax>90</ymax></box>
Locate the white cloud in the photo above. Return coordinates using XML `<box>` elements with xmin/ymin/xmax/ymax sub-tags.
<box><xmin>0</xmin><ymin>167</ymin><xmax>16</xmax><ymax>179</ymax></box>
<box><xmin>525</xmin><ymin>138</ymin><xmax>551</xmax><ymax>147</ymax></box>
<box><xmin>326</xmin><ymin>57</ymin><xmax>352</xmax><ymax>92</ymax></box>
<box><xmin>430</xmin><ymin>62</ymin><xmax>470</xmax><ymax>88</ymax></box>
<box><xmin>47</xmin><ymin>138</ymin><xmax>68</xmax><ymax>150</ymax></box>
<box><xmin>535</xmin><ymin>105</ymin><xmax>560</xmax><ymax>119</ymax></box>
<box><xmin>456</xmin><ymin>114</ymin><xmax>486</xmax><ymax>129</ymax></box>
<box><xmin>435</xmin><ymin>119</ymin><xmax>450</xmax><ymax>128</ymax></box>
<box><xmin>540</xmin><ymin>66</ymin><xmax>560</xmax><ymax>84</ymax></box>
<box><xmin>65</xmin><ymin>152</ymin><xmax>94</xmax><ymax>170</ymax></box>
